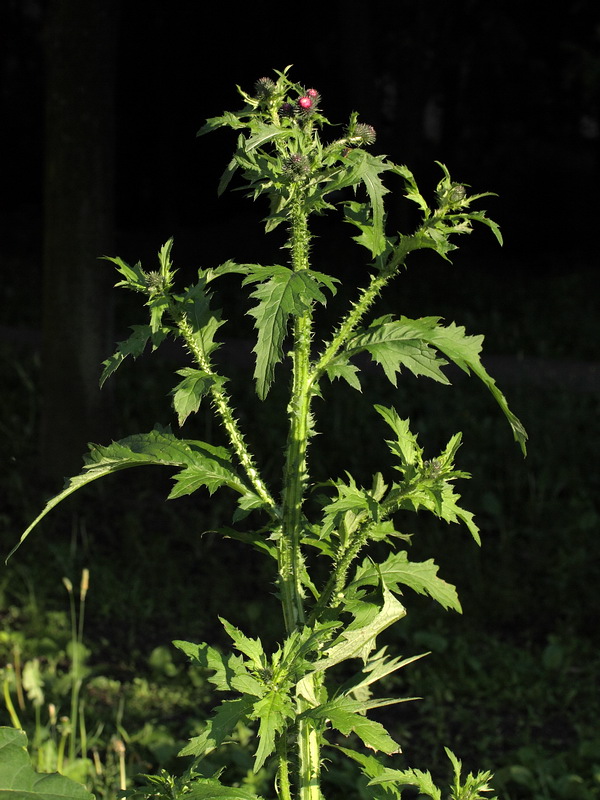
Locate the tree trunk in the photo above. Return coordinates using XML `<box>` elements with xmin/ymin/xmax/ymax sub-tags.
<box><xmin>41</xmin><ymin>0</ymin><xmax>118</xmax><ymax>481</ymax></box>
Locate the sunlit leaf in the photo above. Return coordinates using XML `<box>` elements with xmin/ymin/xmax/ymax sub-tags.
<box><xmin>0</xmin><ymin>727</ymin><xmax>93</xmax><ymax>799</ymax></box>
<box><xmin>350</xmin><ymin>551</ymin><xmax>462</xmax><ymax>612</ymax></box>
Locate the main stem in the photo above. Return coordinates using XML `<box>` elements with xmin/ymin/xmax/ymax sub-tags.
<box><xmin>278</xmin><ymin>191</ymin><xmax>322</xmax><ymax>800</ymax></box>
<box><xmin>279</xmin><ymin>192</ymin><xmax>312</xmax><ymax>632</ymax></box>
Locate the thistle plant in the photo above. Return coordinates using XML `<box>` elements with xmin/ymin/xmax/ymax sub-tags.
<box><xmin>8</xmin><ymin>67</ymin><xmax>527</xmax><ymax>799</ymax></box>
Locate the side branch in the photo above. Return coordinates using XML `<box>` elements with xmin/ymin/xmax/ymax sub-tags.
<box><xmin>309</xmin><ymin>234</ymin><xmax>423</xmax><ymax>388</ymax></box>
<box><xmin>174</xmin><ymin>311</ymin><xmax>279</xmax><ymax>518</ymax></box>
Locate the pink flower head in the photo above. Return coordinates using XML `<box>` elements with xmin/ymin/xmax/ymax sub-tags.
<box><xmin>298</xmin><ymin>96</ymin><xmax>313</xmax><ymax>110</ymax></box>
<box><xmin>306</xmin><ymin>88</ymin><xmax>319</xmax><ymax>98</ymax></box>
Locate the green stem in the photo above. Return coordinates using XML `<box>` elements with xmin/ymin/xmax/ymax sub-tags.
<box><xmin>298</xmin><ymin>707</ymin><xmax>322</xmax><ymax>800</ymax></box>
<box><xmin>275</xmin><ymin>734</ymin><xmax>292</xmax><ymax>800</ymax></box>
<box><xmin>309</xmin><ymin>482</ymin><xmax>414</xmax><ymax>626</ymax></box>
<box><xmin>173</xmin><ymin>311</ymin><xmax>279</xmax><ymax>518</ymax></box>
<box><xmin>278</xmin><ymin>191</ymin><xmax>323</xmax><ymax>800</ymax></box>
<box><xmin>310</xmin><ymin>269</ymin><xmax>392</xmax><ymax>389</ymax></box>
<box><xmin>279</xmin><ymin>192</ymin><xmax>313</xmax><ymax>633</ymax></box>
<box><xmin>308</xmin><ymin>519</ymin><xmax>374</xmax><ymax>627</ymax></box>
<box><xmin>309</xmin><ymin>234</ymin><xmax>420</xmax><ymax>389</ymax></box>
<box><xmin>2</xmin><ymin>669</ymin><xmax>22</xmax><ymax>729</ymax></box>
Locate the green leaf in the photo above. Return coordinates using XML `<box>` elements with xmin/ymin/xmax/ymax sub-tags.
<box><xmin>0</xmin><ymin>727</ymin><xmax>93</xmax><ymax>799</ymax></box>
<box><xmin>336</xmin><ymin>746</ymin><xmax>403</xmax><ymax>800</ymax></box>
<box><xmin>391</xmin><ymin>164</ymin><xmax>430</xmax><ymax>215</ymax></box>
<box><xmin>171</xmin><ymin>368</ymin><xmax>220</xmax><ymax>427</ymax></box>
<box><xmin>203</xmin><ymin>260</ymin><xmax>254</xmax><ymax>283</ymax></box>
<box><xmin>436</xmin><ymin>487</ymin><xmax>481</xmax><ymax>545</ymax></box>
<box><xmin>173</xmin><ymin>640</ymin><xmax>248</xmax><ymax>692</ymax></box>
<box><xmin>324</xmin><ymin>357</ymin><xmax>362</xmax><ymax>391</ymax></box>
<box><xmin>304</xmin><ymin>696</ymin><xmax>401</xmax><ymax>754</ymax></box>
<box><xmin>231</xmin><ymin>673</ymin><xmax>266</xmax><ymax>697</ymax></box>
<box><xmin>178</xmin><ymin>697</ymin><xmax>254</xmax><ymax>757</ymax></box>
<box><xmin>421</xmin><ymin>321</ymin><xmax>527</xmax><ymax>454</ymax></box>
<box><xmin>197</xmin><ymin>111</ymin><xmax>248</xmax><ymax>138</ymax></box>
<box><xmin>343</xmin><ymin>201</ymin><xmax>390</xmax><ymax>257</ymax></box>
<box><xmin>184</xmin><ymin>779</ymin><xmax>264</xmax><ymax>800</ymax></box>
<box><xmin>349</xmin><ymin>318</ymin><xmax>450</xmax><ymax>386</ymax></box>
<box><xmin>245</xmin><ymin>122</ymin><xmax>288</xmax><ymax>152</ymax></box>
<box><xmin>444</xmin><ymin>746</ymin><xmax>495</xmax><ymax>800</ymax></box>
<box><xmin>276</xmin><ymin>622</ymin><xmax>340</xmax><ymax>684</ymax></box>
<box><xmin>167</xmin><ymin>441</ymin><xmax>247</xmax><ymax>498</ymax></box>
<box><xmin>9</xmin><ymin>429</ymin><xmax>246</xmax><ymax>561</ymax></box>
<box><xmin>181</xmin><ymin>280</ymin><xmax>225</xmax><ymax>358</ymax></box>
<box><xmin>157</xmin><ymin>237</ymin><xmax>171</xmax><ymax>265</ymax></box>
<box><xmin>102</xmin><ymin>254</ymin><xmax>147</xmax><ymax>292</ymax></box>
<box><xmin>219</xmin><ymin>527</ymin><xmax>278</xmax><ymax>560</ymax></box>
<box><xmin>100</xmin><ymin>324</ymin><xmax>152</xmax><ymax>387</ymax></box>
<box><xmin>325</xmin><ymin>150</ymin><xmax>393</xmax><ymax>256</ymax></box>
<box><xmin>246</xmin><ymin>267</ymin><xmax>328</xmax><ymax>399</ymax></box>
<box><xmin>369</xmin><ymin>316</ymin><xmax>526</xmax><ymax>454</ymax></box>
<box><xmin>370</xmin><ymin>766</ymin><xmax>442</xmax><ymax>800</ymax></box>
<box><xmin>339</xmin><ymin>646</ymin><xmax>426</xmax><ymax>700</ymax></box>
<box><xmin>350</xmin><ymin>552</ymin><xmax>462</xmax><ymax>612</ymax></box>
<box><xmin>252</xmin><ymin>690</ymin><xmax>295</xmax><ymax>772</ymax></box>
<box><xmin>374</xmin><ymin>405</ymin><xmax>420</xmax><ymax>467</ymax></box>
<box><xmin>305</xmin><ymin>584</ymin><xmax>406</xmax><ymax>676</ymax></box>
<box><xmin>220</xmin><ymin>619</ymin><xmax>265</xmax><ymax>669</ymax></box>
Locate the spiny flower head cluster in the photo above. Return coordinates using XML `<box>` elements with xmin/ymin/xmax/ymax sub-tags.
<box><xmin>249</xmin><ymin>72</ymin><xmax>323</xmax><ymax>122</ymax></box>
<box><xmin>297</xmin><ymin>87</ymin><xmax>321</xmax><ymax>117</ymax></box>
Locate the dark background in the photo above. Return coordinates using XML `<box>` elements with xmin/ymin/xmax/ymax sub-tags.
<box><xmin>3</xmin><ymin>2</ymin><xmax>599</xmax><ymax>471</ymax></box>
<box><xmin>5</xmin><ymin>0</ymin><xmax>599</xmax><ymax>248</ymax></box>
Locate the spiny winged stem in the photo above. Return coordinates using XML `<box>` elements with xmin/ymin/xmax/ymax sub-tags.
<box><xmin>275</xmin><ymin>735</ymin><xmax>292</xmax><ymax>800</ymax></box>
<box><xmin>309</xmin><ymin>235</ymin><xmax>416</xmax><ymax>388</ymax></box>
<box><xmin>278</xmin><ymin>190</ymin><xmax>323</xmax><ymax>800</ymax></box>
<box><xmin>171</xmin><ymin>306</ymin><xmax>278</xmax><ymax>517</ymax></box>
<box><xmin>280</xmin><ymin>191</ymin><xmax>313</xmax><ymax>633</ymax></box>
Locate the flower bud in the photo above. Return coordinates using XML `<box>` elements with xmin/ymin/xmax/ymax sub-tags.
<box><xmin>354</xmin><ymin>123</ymin><xmax>376</xmax><ymax>145</ymax></box>
<box><xmin>297</xmin><ymin>90</ymin><xmax>320</xmax><ymax>117</ymax></box>
<box><xmin>144</xmin><ymin>271</ymin><xmax>164</xmax><ymax>294</ymax></box>
<box><xmin>449</xmin><ymin>184</ymin><xmax>467</xmax><ymax>203</ymax></box>
<box><xmin>254</xmin><ymin>77</ymin><xmax>276</xmax><ymax>100</ymax></box>
<box><xmin>283</xmin><ymin>153</ymin><xmax>311</xmax><ymax>179</ymax></box>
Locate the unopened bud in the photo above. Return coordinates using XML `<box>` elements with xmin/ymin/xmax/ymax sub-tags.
<box><xmin>255</xmin><ymin>77</ymin><xmax>276</xmax><ymax>99</ymax></box>
<box><xmin>345</xmin><ymin>122</ymin><xmax>377</xmax><ymax>147</ymax></box>
<box><xmin>283</xmin><ymin>153</ymin><xmax>311</xmax><ymax>179</ymax></box>
<box><xmin>144</xmin><ymin>271</ymin><xmax>164</xmax><ymax>294</ymax></box>
<box><xmin>449</xmin><ymin>184</ymin><xmax>467</xmax><ymax>203</ymax></box>
<box><xmin>353</xmin><ymin>123</ymin><xmax>376</xmax><ymax>145</ymax></box>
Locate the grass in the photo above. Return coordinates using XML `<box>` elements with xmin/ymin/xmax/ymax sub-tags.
<box><xmin>1</xmin><ymin>256</ymin><xmax>598</xmax><ymax>798</ymax></box>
